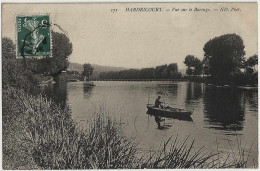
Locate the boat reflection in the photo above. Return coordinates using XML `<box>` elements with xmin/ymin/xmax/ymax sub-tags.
<box><xmin>146</xmin><ymin>108</ymin><xmax>193</xmax><ymax>122</ymax></box>
<box><xmin>154</xmin><ymin>115</ymin><xmax>172</xmax><ymax>130</ymax></box>
<box><xmin>83</xmin><ymin>83</ymin><xmax>94</xmax><ymax>99</ymax></box>
<box><xmin>146</xmin><ymin>109</ymin><xmax>193</xmax><ymax>130</ymax></box>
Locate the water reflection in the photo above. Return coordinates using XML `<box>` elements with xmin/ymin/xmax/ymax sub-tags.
<box><xmin>43</xmin><ymin>81</ymin><xmax>67</xmax><ymax>109</ymax></box>
<box><xmin>156</xmin><ymin>83</ymin><xmax>178</xmax><ymax>99</ymax></box>
<box><xmin>44</xmin><ymin>81</ymin><xmax>256</xmax><ymax>134</ymax></box>
<box><xmin>243</xmin><ymin>90</ymin><xmax>258</xmax><ymax>110</ymax></box>
<box><xmin>186</xmin><ymin>82</ymin><xmax>202</xmax><ymax>103</ymax></box>
<box><xmin>56</xmin><ymin>81</ymin><xmax>257</xmax><ymax>164</ymax></box>
<box><xmin>83</xmin><ymin>83</ymin><xmax>94</xmax><ymax>99</ymax></box>
<box><xmin>203</xmin><ymin>87</ymin><xmax>245</xmax><ymax>131</ymax></box>
<box><xmin>146</xmin><ymin>114</ymin><xmax>172</xmax><ymax>130</ymax></box>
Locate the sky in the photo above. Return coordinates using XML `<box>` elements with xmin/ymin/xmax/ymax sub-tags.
<box><xmin>2</xmin><ymin>3</ymin><xmax>258</xmax><ymax>69</ymax></box>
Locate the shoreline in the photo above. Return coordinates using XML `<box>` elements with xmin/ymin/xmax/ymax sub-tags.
<box><xmin>68</xmin><ymin>80</ymin><xmax>258</xmax><ymax>89</ymax></box>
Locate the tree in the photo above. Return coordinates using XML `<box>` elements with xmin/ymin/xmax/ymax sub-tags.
<box><xmin>140</xmin><ymin>68</ymin><xmax>155</xmax><ymax>79</ymax></box>
<box><xmin>242</xmin><ymin>54</ymin><xmax>258</xmax><ymax>85</ymax></box>
<box><xmin>82</xmin><ymin>63</ymin><xmax>94</xmax><ymax>79</ymax></box>
<box><xmin>2</xmin><ymin>37</ymin><xmax>39</xmax><ymax>91</ymax></box>
<box><xmin>155</xmin><ymin>65</ymin><xmax>168</xmax><ymax>79</ymax></box>
<box><xmin>184</xmin><ymin>55</ymin><xmax>202</xmax><ymax>76</ymax></box>
<box><xmin>2</xmin><ymin>38</ymin><xmax>16</xmax><ymax>59</ymax></box>
<box><xmin>202</xmin><ymin>58</ymin><xmax>210</xmax><ymax>76</ymax></box>
<box><xmin>203</xmin><ymin>34</ymin><xmax>245</xmax><ymax>83</ymax></box>
<box><xmin>193</xmin><ymin>58</ymin><xmax>203</xmax><ymax>76</ymax></box>
<box><xmin>49</xmin><ymin>31</ymin><xmax>73</xmax><ymax>73</ymax></box>
<box><xmin>245</xmin><ymin>67</ymin><xmax>254</xmax><ymax>75</ymax></box>
<box><xmin>26</xmin><ymin>31</ymin><xmax>73</xmax><ymax>75</ymax></box>
<box><xmin>184</xmin><ymin>55</ymin><xmax>196</xmax><ymax>67</ymax></box>
<box><xmin>246</xmin><ymin>54</ymin><xmax>258</xmax><ymax>71</ymax></box>
<box><xmin>186</xmin><ymin>67</ymin><xmax>193</xmax><ymax>76</ymax></box>
<box><xmin>167</xmin><ymin>63</ymin><xmax>179</xmax><ymax>79</ymax></box>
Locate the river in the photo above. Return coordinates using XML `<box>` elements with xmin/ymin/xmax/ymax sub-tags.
<box><xmin>44</xmin><ymin>81</ymin><xmax>258</xmax><ymax>166</ymax></box>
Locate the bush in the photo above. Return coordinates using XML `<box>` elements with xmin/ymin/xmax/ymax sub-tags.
<box><xmin>3</xmin><ymin>58</ymin><xmax>40</xmax><ymax>90</ymax></box>
<box><xmin>3</xmin><ymin>87</ymin><xmax>138</xmax><ymax>169</ymax></box>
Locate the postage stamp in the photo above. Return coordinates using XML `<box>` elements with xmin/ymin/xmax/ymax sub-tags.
<box><xmin>16</xmin><ymin>14</ymin><xmax>51</xmax><ymax>58</ymax></box>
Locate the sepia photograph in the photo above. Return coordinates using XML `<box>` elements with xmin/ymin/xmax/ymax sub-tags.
<box><xmin>1</xmin><ymin>2</ymin><xmax>258</xmax><ymax>169</ymax></box>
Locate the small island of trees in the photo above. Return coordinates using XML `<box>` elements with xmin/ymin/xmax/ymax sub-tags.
<box><xmin>183</xmin><ymin>34</ymin><xmax>258</xmax><ymax>86</ymax></box>
<box><xmin>99</xmin><ymin>63</ymin><xmax>182</xmax><ymax>80</ymax></box>
<box><xmin>82</xmin><ymin>63</ymin><xmax>94</xmax><ymax>80</ymax></box>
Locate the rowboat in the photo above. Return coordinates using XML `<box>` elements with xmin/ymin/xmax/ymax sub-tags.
<box><xmin>146</xmin><ymin>104</ymin><xmax>192</xmax><ymax>119</ymax></box>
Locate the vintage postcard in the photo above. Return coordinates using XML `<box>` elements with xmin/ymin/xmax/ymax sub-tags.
<box><xmin>1</xmin><ymin>2</ymin><xmax>258</xmax><ymax>169</ymax></box>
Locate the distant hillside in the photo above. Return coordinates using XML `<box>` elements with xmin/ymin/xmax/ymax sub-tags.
<box><xmin>68</xmin><ymin>63</ymin><xmax>128</xmax><ymax>72</ymax></box>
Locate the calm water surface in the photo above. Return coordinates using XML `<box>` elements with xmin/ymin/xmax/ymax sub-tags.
<box><xmin>45</xmin><ymin>81</ymin><xmax>258</xmax><ymax>166</ymax></box>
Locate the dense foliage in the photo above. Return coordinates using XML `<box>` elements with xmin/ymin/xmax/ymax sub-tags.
<box><xmin>183</xmin><ymin>34</ymin><xmax>258</xmax><ymax>86</ymax></box>
<box><xmin>2</xmin><ymin>37</ymin><xmax>16</xmax><ymax>59</ymax></box>
<box><xmin>245</xmin><ymin>54</ymin><xmax>258</xmax><ymax>70</ymax></box>
<box><xmin>2</xmin><ymin>38</ymin><xmax>40</xmax><ymax>91</ymax></box>
<box><xmin>2</xmin><ymin>31</ymin><xmax>73</xmax><ymax>90</ymax></box>
<box><xmin>26</xmin><ymin>31</ymin><xmax>73</xmax><ymax>75</ymax></box>
<box><xmin>99</xmin><ymin>63</ymin><xmax>181</xmax><ymax>80</ymax></box>
<box><xmin>82</xmin><ymin>63</ymin><xmax>94</xmax><ymax>79</ymax></box>
<box><xmin>203</xmin><ymin>34</ymin><xmax>246</xmax><ymax>84</ymax></box>
<box><xmin>184</xmin><ymin>55</ymin><xmax>203</xmax><ymax>76</ymax></box>
<box><xmin>50</xmin><ymin>31</ymin><xmax>73</xmax><ymax>72</ymax></box>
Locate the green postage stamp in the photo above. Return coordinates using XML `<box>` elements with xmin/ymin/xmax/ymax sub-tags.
<box><xmin>16</xmin><ymin>14</ymin><xmax>51</xmax><ymax>58</ymax></box>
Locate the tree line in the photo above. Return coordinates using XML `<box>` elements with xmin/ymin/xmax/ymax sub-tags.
<box><xmin>99</xmin><ymin>63</ymin><xmax>182</xmax><ymax>80</ymax></box>
<box><xmin>98</xmin><ymin>34</ymin><xmax>257</xmax><ymax>85</ymax></box>
<box><xmin>184</xmin><ymin>34</ymin><xmax>258</xmax><ymax>86</ymax></box>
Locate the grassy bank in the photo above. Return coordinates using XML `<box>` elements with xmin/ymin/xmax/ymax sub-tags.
<box><xmin>3</xmin><ymin>87</ymin><xmax>139</xmax><ymax>169</ymax></box>
<box><xmin>3</xmin><ymin>87</ymin><xmax>255</xmax><ymax>169</ymax></box>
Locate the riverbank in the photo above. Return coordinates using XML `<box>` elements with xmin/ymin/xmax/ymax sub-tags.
<box><xmin>3</xmin><ymin>85</ymin><xmax>256</xmax><ymax>169</ymax></box>
<box><xmin>3</xmin><ymin>88</ymin><xmax>39</xmax><ymax>169</ymax></box>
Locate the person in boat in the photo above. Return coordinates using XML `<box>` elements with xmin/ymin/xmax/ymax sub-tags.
<box><xmin>155</xmin><ymin>96</ymin><xmax>163</xmax><ymax>108</ymax></box>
